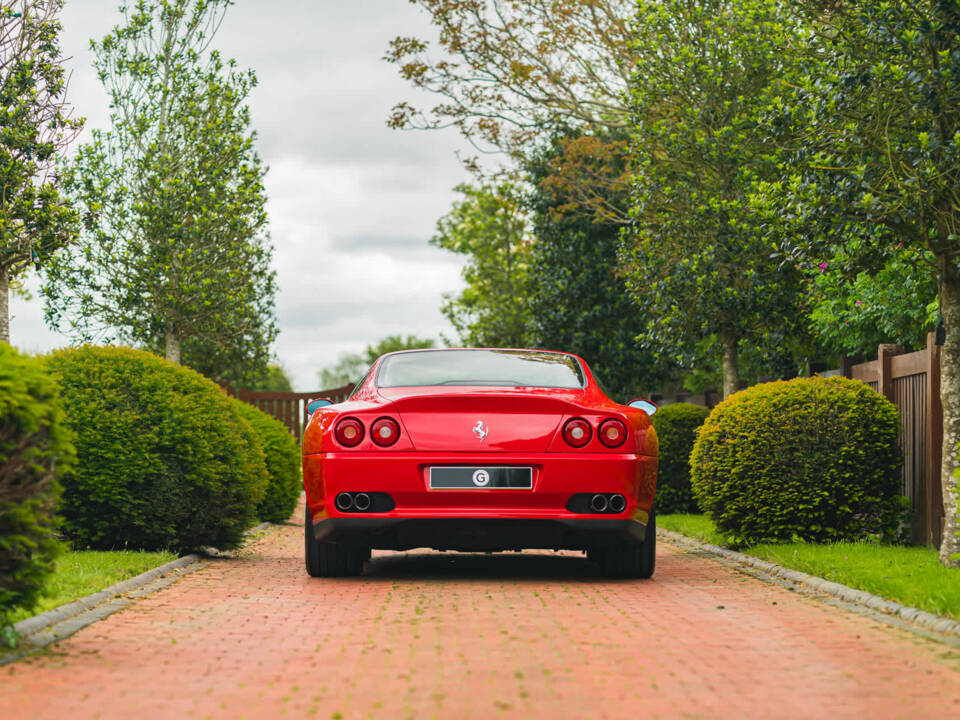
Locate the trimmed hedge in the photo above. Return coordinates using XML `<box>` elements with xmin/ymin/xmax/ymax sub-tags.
<box><xmin>651</xmin><ymin>403</ymin><xmax>710</xmax><ymax>514</ymax></box>
<box><xmin>231</xmin><ymin>399</ymin><xmax>301</xmax><ymax>522</ymax></box>
<box><xmin>0</xmin><ymin>344</ymin><xmax>73</xmax><ymax>633</ymax></box>
<box><xmin>690</xmin><ymin>376</ymin><xmax>902</xmax><ymax>545</ymax></box>
<box><xmin>46</xmin><ymin>346</ymin><xmax>267</xmax><ymax>552</ymax></box>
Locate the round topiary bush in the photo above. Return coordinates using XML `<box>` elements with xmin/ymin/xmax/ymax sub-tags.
<box><xmin>45</xmin><ymin>346</ymin><xmax>267</xmax><ymax>552</ymax></box>
<box><xmin>690</xmin><ymin>376</ymin><xmax>902</xmax><ymax>545</ymax></box>
<box><xmin>0</xmin><ymin>344</ymin><xmax>73</xmax><ymax>632</ymax></box>
<box><xmin>651</xmin><ymin>402</ymin><xmax>710</xmax><ymax>514</ymax></box>
<box><xmin>231</xmin><ymin>399</ymin><xmax>301</xmax><ymax>523</ymax></box>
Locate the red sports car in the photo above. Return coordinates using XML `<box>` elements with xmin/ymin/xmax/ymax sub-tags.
<box><xmin>302</xmin><ymin>348</ymin><xmax>659</xmax><ymax>578</ymax></box>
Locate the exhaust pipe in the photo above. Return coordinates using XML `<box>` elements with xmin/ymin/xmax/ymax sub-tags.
<box><xmin>590</xmin><ymin>494</ymin><xmax>608</xmax><ymax>513</ymax></box>
<box><xmin>353</xmin><ymin>492</ymin><xmax>372</xmax><ymax>512</ymax></box>
<box><xmin>335</xmin><ymin>492</ymin><xmax>354</xmax><ymax>511</ymax></box>
<box><xmin>608</xmin><ymin>494</ymin><xmax>626</xmax><ymax>513</ymax></box>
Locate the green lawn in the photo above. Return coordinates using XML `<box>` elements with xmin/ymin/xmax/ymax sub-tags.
<box><xmin>659</xmin><ymin>514</ymin><xmax>960</xmax><ymax>621</ymax></box>
<box><xmin>9</xmin><ymin>550</ymin><xmax>177</xmax><ymax>624</ymax></box>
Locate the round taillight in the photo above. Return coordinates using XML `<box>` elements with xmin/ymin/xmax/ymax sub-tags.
<box><xmin>563</xmin><ymin>418</ymin><xmax>592</xmax><ymax>448</ymax></box>
<box><xmin>599</xmin><ymin>419</ymin><xmax>628</xmax><ymax>448</ymax></box>
<box><xmin>335</xmin><ymin>417</ymin><xmax>364</xmax><ymax>447</ymax></box>
<box><xmin>370</xmin><ymin>417</ymin><xmax>400</xmax><ymax>447</ymax></box>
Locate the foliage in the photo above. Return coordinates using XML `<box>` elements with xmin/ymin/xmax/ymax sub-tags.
<box><xmin>319</xmin><ymin>334</ymin><xmax>436</xmax><ymax>388</ymax></box>
<box><xmin>622</xmin><ymin>0</ymin><xmax>809</xmax><ymax>398</ymax></box>
<box><xmin>45</xmin><ymin>345</ymin><xmax>267</xmax><ymax>552</ymax></box>
<box><xmin>650</xmin><ymin>403</ymin><xmax>710</xmax><ymax>514</ymax></box>
<box><xmin>432</xmin><ymin>182</ymin><xmax>534</xmax><ymax>348</ymax></box>
<box><xmin>231</xmin><ymin>399</ymin><xmax>300</xmax><ymax>523</ymax></box>
<box><xmin>808</xmin><ymin>243</ymin><xmax>937</xmax><ymax>355</ymax></box>
<box><xmin>248</xmin><ymin>364</ymin><xmax>293</xmax><ymax>392</ymax></box>
<box><xmin>690</xmin><ymin>376</ymin><xmax>903</xmax><ymax>546</ymax></box>
<box><xmin>758</xmin><ymin>1</ymin><xmax>960</xmax><ymax>565</ymax></box>
<box><xmin>661</xmin><ymin>513</ymin><xmax>960</xmax><ymax>620</ymax></box>
<box><xmin>6</xmin><ymin>549</ymin><xmax>175</xmax><ymax>625</ymax></box>
<box><xmin>0</xmin><ymin>343</ymin><xmax>71</xmax><ymax>636</ymax></box>
<box><xmin>386</xmin><ymin>0</ymin><xmax>635</xmax><ymax>156</ymax></box>
<box><xmin>42</xmin><ymin>0</ymin><xmax>277</xmax><ymax>384</ymax></box>
<box><xmin>0</xmin><ymin>0</ymin><xmax>82</xmax><ymax>343</ymax></box>
<box><xmin>524</xmin><ymin>131</ymin><xmax>673</xmax><ymax>398</ymax></box>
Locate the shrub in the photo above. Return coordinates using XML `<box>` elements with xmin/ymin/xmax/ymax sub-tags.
<box><xmin>45</xmin><ymin>346</ymin><xmax>267</xmax><ymax>552</ymax></box>
<box><xmin>0</xmin><ymin>344</ymin><xmax>73</xmax><ymax>634</ymax></box>
<box><xmin>231</xmin><ymin>399</ymin><xmax>301</xmax><ymax>522</ymax></box>
<box><xmin>690</xmin><ymin>376</ymin><xmax>902</xmax><ymax>545</ymax></box>
<box><xmin>651</xmin><ymin>403</ymin><xmax>710</xmax><ymax>514</ymax></box>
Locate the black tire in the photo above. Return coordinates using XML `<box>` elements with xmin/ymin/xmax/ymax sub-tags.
<box><xmin>595</xmin><ymin>510</ymin><xmax>656</xmax><ymax>579</ymax></box>
<box><xmin>304</xmin><ymin>507</ymin><xmax>366</xmax><ymax>577</ymax></box>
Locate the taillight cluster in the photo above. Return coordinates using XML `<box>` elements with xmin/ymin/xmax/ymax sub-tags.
<box><xmin>562</xmin><ymin>417</ymin><xmax>628</xmax><ymax>449</ymax></box>
<box><xmin>334</xmin><ymin>416</ymin><xmax>400</xmax><ymax>447</ymax></box>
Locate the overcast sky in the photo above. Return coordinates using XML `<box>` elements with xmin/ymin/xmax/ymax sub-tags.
<box><xmin>11</xmin><ymin>0</ymin><xmax>470</xmax><ymax>389</ymax></box>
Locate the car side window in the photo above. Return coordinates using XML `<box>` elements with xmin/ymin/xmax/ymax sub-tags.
<box><xmin>349</xmin><ymin>367</ymin><xmax>371</xmax><ymax>399</ymax></box>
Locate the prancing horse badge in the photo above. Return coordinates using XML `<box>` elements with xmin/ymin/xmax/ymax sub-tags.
<box><xmin>472</xmin><ymin>420</ymin><xmax>489</xmax><ymax>441</ymax></box>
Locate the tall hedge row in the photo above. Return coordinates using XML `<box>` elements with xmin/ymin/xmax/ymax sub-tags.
<box><xmin>690</xmin><ymin>376</ymin><xmax>902</xmax><ymax>545</ymax></box>
<box><xmin>651</xmin><ymin>402</ymin><xmax>710</xmax><ymax>514</ymax></box>
<box><xmin>231</xmin><ymin>399</ymin><xmax>300</xmax><ymax>522</ymax></box>
<box><xmin>46</xmin><ymin>346</ymin><xmax>267</xmax><ymax>553</ymax></box>
<box><xmin>0</xmin><ymin>344</ymin><xmax>74</xmax><ymax>632</ymax></box>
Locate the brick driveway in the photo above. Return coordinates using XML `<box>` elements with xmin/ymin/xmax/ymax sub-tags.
<box><xmin>2</xmin><ymin>518</ymin><xmax>959</xmax><ymax>720</ymax></box>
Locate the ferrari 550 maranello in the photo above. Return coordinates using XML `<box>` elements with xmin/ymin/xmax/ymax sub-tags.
<box><xmin>302</xmin><ymin>348</ymin><xmax>659</xmax><ymax>578</ymax></box>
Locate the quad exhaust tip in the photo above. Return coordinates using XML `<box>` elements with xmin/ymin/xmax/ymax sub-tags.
<box><xmin>590</xmin><ymin>494</ymin><xmax>608</xmax><ymax>513</ymax></box>
<box><xmin>353</xmin><ymin>492</ymin><xmax>371</xmax><ymax>511</ymax></box>
<box><xmin>335</xmin><ymin>492</ymin><xmax>354</xmax><ymax>511</ymax></box>
<box><xmin>608</xmin><ymin>493</ymin><xmax>626</xmax><ymax>513</ymax></box>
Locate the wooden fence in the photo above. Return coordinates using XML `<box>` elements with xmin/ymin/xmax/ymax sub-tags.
<box><xmin>229</xmin><ymin>383</ymin><xmax>354</xmax><ymax>439</ymax></box>
<box><xmin>652</xmin><ymin>333</ymin><xmax>945</xmax><ymax>548</ymax></box>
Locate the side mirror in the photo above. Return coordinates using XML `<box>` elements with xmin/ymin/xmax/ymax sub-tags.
<box><xmin>628</xmin><ymin>399</ymin><xmax>658</xmax><ymax>416</ymax></box>
<box><xmin>306</xmin><ymin>398</ymin><xmax>334</xmax><ymax>414</ymax></box>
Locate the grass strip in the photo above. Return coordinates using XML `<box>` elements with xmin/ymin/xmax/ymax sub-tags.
<box><xmin>8</xmin><ymin>550</ymin><xmax>177</xmax><ymax>624</ymax></box>
<box><xmin>659</xmin><ymin>513</ymin><xmax>960</xmax><ymax>621</ymax></box>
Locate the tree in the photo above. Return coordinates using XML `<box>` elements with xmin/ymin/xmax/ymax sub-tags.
<box><xmin>762</xmin><ymin>1</ymin><xmax>960</xmax><ymax>564</ymax></box>
<box><xmin>43</xmin><ymin>0</ymin><xmax>277</xmax><ymax>381</ymax></box>
<box><xmin>248</xmin><ymin>363</ymin><xmax>293</xmax><ymax>392</ymax></box>
<box><xmin>432</xmin><ymin>182</ymin><xmax>534</xmax><ymax>347</ymax></box>
<box><xmin>622</xmin><ymin>0</ymin><xmax>808</xmax><ymax>398</ymax></box>
<box><xmin>319</xmin><ymin>334</ymin><xmax>437</xmax><ymax>389</ymax></box>
<box><xmin>0</xmin><ymin>0</ymin><xmax>82</xmax><ymax>343</ymax></box>
<box><xmin>385</xmin><ymin>0</ymin><xmax>635</xmax><ymax>156</ymax></box>
<box><xmin>525</xmin><ymin>131</ymin><xmax>674</xmax><ymax>399</ymax></box>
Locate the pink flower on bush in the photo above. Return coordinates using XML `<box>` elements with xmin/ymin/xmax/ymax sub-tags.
<box><xmin>818</xmin><ymin>262</ymin><xmax>828</xmax><ymax>272</ymax></box>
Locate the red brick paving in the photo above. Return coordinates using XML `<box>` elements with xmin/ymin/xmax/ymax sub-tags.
<box><xmin>2</xmin><ymin>517</ymin><xmax>959</xmax><ymax>720</ymax></box>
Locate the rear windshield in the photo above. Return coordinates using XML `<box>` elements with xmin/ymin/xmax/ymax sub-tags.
<box><xmin>376</xmin><ymin>350</ymin><xmax>586</xmax><ymax>389</ymax></box>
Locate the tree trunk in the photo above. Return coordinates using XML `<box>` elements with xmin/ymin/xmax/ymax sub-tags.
<box><xmin>0</xmin><ymin>265</ymin><xmax>8</xmax><ymax>345</ymax></box>
<box><xmin>719</xmin><ymin>329</ymin><xmax>740</xmax><ymax>399</ymax></box>
<box><xmin>165</xmin><ymin>329</ymin><xmax>181</xmax><ymax>364</ymax></box>
<box><xmin>938</xmin><ymin>259</ymin><xmax>960</xmax><ymax>567</ymax></box>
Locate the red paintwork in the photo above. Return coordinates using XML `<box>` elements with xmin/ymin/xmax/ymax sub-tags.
<box><xmin>302</xmin><ymin>349</ymin><xmax>658</xmax><ymax>528</ymax></box>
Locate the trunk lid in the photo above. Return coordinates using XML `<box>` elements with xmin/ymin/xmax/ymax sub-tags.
<box><xmin>379</xmin><ymin>387</ymin><xmax>579</xmax><ymax>452</ymax></box>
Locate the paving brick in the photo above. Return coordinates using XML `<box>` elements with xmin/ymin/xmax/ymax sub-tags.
<box><xmin>1</xmin><ymin>507</ymin><xmax>958</xmax><ymax>720</ymax></box>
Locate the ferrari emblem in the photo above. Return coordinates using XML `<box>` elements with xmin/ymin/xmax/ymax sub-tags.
<box><xmin>472</xmin><ymin>420</ymin><xmax>489</xmax><ymax>441</ymax></box>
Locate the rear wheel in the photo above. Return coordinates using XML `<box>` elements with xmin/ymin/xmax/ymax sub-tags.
<box><xmin>304</xmin><ymin>507</ymin><xmax>366</xmax><ymax>577</ymax></box>
<box><xmin>594</xmin><ymin>510</ymin><xmax>656</xmax><ymax>579</ymax></box>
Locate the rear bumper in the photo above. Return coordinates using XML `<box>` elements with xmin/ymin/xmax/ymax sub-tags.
<box><xmin>311</xmin><ymin>516</ymin><xmax>649</xmax><ymax>552</ymax></box>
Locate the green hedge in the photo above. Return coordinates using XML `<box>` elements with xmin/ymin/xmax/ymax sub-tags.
<box><xmin>231</xmin><ymin>399</ymin><xmax>301</xmax><ymax>522</ymax></box>
<box><xmin>651</xmin><ymin>402</ymin><xmax>710</xmax><ymax>514</ymax></box>
<box><xmin>46</xmin><ymin>346</ymin><xmax>267</xmax><ymax>552</ymax></box>
<box><xmin>0</xmin><ymin>344</ymin><xmax>73</xmax><ymax>634</ymax></box>
<box><xmin>690</xmin><ymin>376</ymin><xmax>903</xmax><ymax>545</ymax></box>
